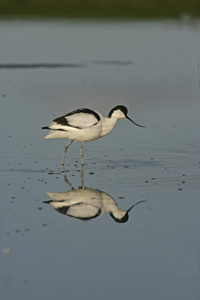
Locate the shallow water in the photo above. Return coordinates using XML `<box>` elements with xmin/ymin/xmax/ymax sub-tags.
<box><xmin>0</xmin><ymin>20</ymin><xmax>200</xmax><ymax>300</ymax></box>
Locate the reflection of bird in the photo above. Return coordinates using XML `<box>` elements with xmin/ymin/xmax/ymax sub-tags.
<box><xmin>44</xmin><ymin>188</ymin><xmax>145</xmax><ymax>223</ymax></box>
<box><xmin>42</xmin><ymin>105</ymin><xmax>145</xmax><ymax>166</ymax></box>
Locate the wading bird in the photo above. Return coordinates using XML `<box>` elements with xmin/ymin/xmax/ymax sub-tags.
<box><xmin>42</xmin><ymin>105</ymin><xmax>145</xmax><ymax>166</ymax></box>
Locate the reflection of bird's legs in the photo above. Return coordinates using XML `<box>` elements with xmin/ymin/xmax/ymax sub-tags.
<box><xmin>80</xmin><ymin>142</ymin><xmax>84</xmax><ymax>166</ymax></box>
<box><xmin>62</xmin><ymin>164</ymin><xmax>74</xmax><ymax>189</ymax></box>
<box><xmin>62</xmin><ymin>158</ymin><xmax>85</xmax><ymax>189</ymax></box>
<box><xmin>80</xmin><ymin>163</ymin><xmax>84</xmax><ymax>189</ymax></box>
<box><xmin>62</xmin><ymin>140</ymin><xmax>73</xmax><ymax>166</ymax></box>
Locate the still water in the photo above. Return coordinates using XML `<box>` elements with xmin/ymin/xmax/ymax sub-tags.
<box><xmin>0</xmin><ymin>20</ymin><xmax>200</xmax><ymax>300</ymax></box>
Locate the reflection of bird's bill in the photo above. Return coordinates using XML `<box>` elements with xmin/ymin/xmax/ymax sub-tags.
<box><xmin>126</xmin><ymin>116</ymin><xmax>146</xmax><ymax>128</ymax></box>
<box><xmin>127</xmin><ymin>200</ymin><xmax>147</xmax><ymax>212</ymax></box>
<box><xmin>110</xmin><ymin>200</ymin><xmax>147</xmax><ymax>223</ymax></box>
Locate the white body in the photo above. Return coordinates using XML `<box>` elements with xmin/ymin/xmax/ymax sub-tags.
<box><xmin>44</xmin><ymin>109</ymin><xmax>125</xmax><ymax>142</ymax></box>
<box><xmin>46</xmin><ymin>188</ymin><xmax>130</xmax><ymax>221</ymax></box>
<box><xmin>42</xmin><ymin>105</ymin><xmax>144</xmax><ymax>165</ymax></box>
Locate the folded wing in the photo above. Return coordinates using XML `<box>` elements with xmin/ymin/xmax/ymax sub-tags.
<box><xmin>49</xmin><ymin>108</ymin><xmax>100</xmax><ymax>130</ymax></box>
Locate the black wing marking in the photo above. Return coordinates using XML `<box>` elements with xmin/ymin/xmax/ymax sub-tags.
<box><xmin>53</xmin><ymin>108</ymin><xmax>100</xmax><ymax>129</ymax></box>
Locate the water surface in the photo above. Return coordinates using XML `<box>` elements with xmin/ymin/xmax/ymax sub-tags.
<box><xmin>0</xmin><ymin>20</ymin><xmax>200</xmax><ymax>300</ymax></box>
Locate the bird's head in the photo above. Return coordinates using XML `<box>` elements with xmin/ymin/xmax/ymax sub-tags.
<box><xmin>108</xmin><ymin>105</ymin><xmax>146</xmax><ymax>127</ymax></box>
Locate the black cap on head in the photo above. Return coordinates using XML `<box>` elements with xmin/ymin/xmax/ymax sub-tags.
<box><xmin>109</xmin><ymin>212</ymin><xmax>129</xmax><ymax>223</ymax></box>
<box><xmin>108</xmin><ymin>105</ymin><xmax>146</xmax><ymax>127</ymax></box>
<box><xmin>108</xmin><ymin>105</ymin><xmax>128</xmax><ymax>118</ymax></box>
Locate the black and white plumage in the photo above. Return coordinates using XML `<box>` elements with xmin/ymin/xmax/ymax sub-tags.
<box><xmin>42</xmin><ymin>105</ymin><xmax>145</xmax><ymax>166</ymax></box>
<box><xmin>44</xmin><ymin>188</ymin><xmax>146</xmax><ymax>223</ymax></box>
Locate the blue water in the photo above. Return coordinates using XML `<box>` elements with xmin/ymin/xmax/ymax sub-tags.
<box><xmin>0</xmin><ymin>20</ymin><xmax>200</xmax><ymax>300</ymax></box>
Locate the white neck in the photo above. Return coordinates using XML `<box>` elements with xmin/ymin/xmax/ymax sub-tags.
<box><xmin>100</xmin><ymin>115</ymin><xmax>119</xmax><ymax>138</ymax></box>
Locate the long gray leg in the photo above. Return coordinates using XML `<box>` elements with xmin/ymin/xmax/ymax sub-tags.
<box><xmin>62</xmin><ymin>140</ymin><xmax>73</xmax><ymax>166</ymax></box>
<box><xmin>80</xmin><ymin>142</ymin><xmax>84</xmax><ymax>166</ymax></box>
